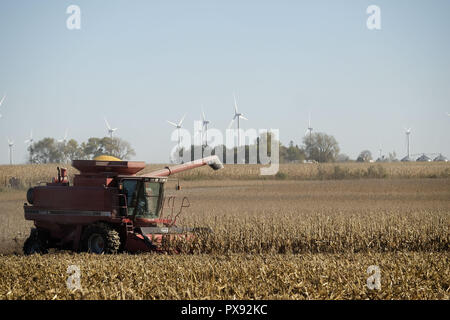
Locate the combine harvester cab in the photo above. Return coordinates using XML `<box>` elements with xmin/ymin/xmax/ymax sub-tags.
<box><xmin>23</xmin><ymin>155</ymin><xmax>223</xmax><ymax>254</ymax></box>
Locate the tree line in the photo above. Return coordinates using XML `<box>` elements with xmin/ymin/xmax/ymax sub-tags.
<box><xmin>27</xmin><ymin>132</ymin><xmax>394</xmax><ymax>164</ymax></box>
<box><xmin>176</xmin><ymin>132</ymin><xmax>343</xmax><ymax>164</ymax></box>
<box><xmin>178</xmin><ymin>132</ymin><xmax>400</xmax><ymax>164</ymax></box>
<box><xmin>27</xmin><ymin>137</ymin><xmax>135</xmax><ymax>164</ymax></box>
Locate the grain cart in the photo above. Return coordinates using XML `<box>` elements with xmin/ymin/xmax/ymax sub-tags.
<box><xmin>23</xmin><ymin>155</ymin><xmax>223</xmax><ymax>254</ymax></box>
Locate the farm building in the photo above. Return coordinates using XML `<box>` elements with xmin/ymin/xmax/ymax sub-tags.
<box><xmin>433</xmin><ymin>154</ymin><xmax>448</xmax><ymax>162</ymax></box>
<box><xmin>401</xmin><ymin>156</ymin><xmax>413</xmax><ymax>162</ymax></box>
<box><xmin>416</xmin><ymin>154</ymin><xmax>432</xmax><ymax>162</ymax></box>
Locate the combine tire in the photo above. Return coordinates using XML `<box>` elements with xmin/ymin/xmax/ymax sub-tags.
<box><xmin>23</xmin><ymin>228</ymin><xmax>48</xmax><ymax>255</ymax></box>
<box><xmin>81</xmin><ymin>223</ymin><xmax>120</xmax><ymax>254</ymax></box>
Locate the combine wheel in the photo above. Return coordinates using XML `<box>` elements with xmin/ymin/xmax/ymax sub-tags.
<box><xmin>81</xmin><ymin>223</ymin><xmax>120</xmax><ymax>254</ymax></box>
<box><xmin>23</xmin><ymin>228</ymin><xmax>48</xmax><ymax>255</ymax></box>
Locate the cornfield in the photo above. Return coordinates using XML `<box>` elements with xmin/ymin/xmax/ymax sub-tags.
<box><xmin>0</xmin><ymin>252</ymin><xmax>448</xmax><ymax>300</ymax></box>
<box><xmin>1</xmin><ymin>162</ymin><xmax>450</xmax><ymax>190</ymax></box>
<box><xmin>0</xmin><ymin>165</ymin><xmax>449</xmax><ymax>299</ymax></box>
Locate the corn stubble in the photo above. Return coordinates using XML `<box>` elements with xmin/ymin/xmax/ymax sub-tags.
<box><xmin>0</xmin><ymin>169</ymin><xmax>449</xmax><ymax>299</ymax></box>
<box><xmin>0</xmin><ymin>252</ymin><xmax>448</xmax><ymax>300</ymax></box>
<box><xmin>1</xmin><ymin>162</ymin><xmax>450</xmax><ymax>189</ymax></box>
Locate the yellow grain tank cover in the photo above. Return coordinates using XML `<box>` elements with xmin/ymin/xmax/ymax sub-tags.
<box><xmin>93</xmin><ymin>155</ymin><xmax>122</xmax><ymax>161</ymax></box>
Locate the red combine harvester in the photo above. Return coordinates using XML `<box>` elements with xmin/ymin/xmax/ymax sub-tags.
<box><xmin>23</xmin><ymin>155</ymin><xmax>223</xmax><ymax>254</ymax></box>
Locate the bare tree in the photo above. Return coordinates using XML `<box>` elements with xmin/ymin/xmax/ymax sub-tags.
<box><xmin>357</xmin><ymin>150</ymin><xmax>372</xmax><ymax>162</ymax></box>
<box><xmin>28</xmin><ymin>136</ymin><xmax>136</xmax><ymax>163</ymax></box>
<box><xmin>336</xmin><ymin>153</ymin><xmax>350</xmax><ymax>162</ymax></box>
<box><xmin>101</xmin><ymin>137</ymin><xmax>136</xmax><ymax>160</ymax></box>
<box><xmin>303</xmin><ymin>132</ymin><xmax>340</xmax><ymax>163</ymax></box>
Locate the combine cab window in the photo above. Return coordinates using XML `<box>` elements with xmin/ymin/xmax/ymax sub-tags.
<box><xmin>123</xmin><ymin>180</ymin><xmax>138</xmax><ymax>208</ymax></box>
<box><xmin>145</xmin><ymin>182</ymin><xmax>161</xmax><ymax>218</ymax></box>
<box><xmin>121</xmin><ymin>179</ymin><xmax>162</xmax><ymax>219</ymax></box>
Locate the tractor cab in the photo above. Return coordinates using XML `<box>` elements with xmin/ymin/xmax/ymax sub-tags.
<box><xmin>118</xmin><ymin>177</ymin><xmax>166</xmax><ymax>219</ymax></box>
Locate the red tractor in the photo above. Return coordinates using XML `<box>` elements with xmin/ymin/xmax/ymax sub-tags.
<box><xmin>23</xmin><ymin>155</ymin><xmax>223</xmax><ymax>254</ymax></box>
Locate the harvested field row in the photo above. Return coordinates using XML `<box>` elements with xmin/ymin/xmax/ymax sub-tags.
<box><xmin>1</xmin><ymin>162</ymin><xmax>450</xmax><ymax>190</ymax></box>
<box><xmin>0</xmin><ymin>252</ymin><xmax>448</xmax><ymax>300</ymax></box>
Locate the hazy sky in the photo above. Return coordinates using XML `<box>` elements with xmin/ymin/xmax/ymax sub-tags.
<box><xmin>0</xmin><ymin>0</ymin><xmax>449</xmax><ymax>164</ymax></box>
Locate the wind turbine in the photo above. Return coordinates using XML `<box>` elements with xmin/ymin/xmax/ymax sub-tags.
<box><xmin>104</xmin><ymin>118</ymin><xmax>118</xmax><ymax>139</ymax></box>
<box><xmin>304</xmin><ymin>112</ymin><xmax>313</xmax><ymax>158</ymax></box>
<box><xmin>24</xmin><ymin>130</ymin><xmax>34</xmax><ymax>145</ymax></box>
<box><xmin>24</xmin><ymin>130</ymin><xmax>34</xmax><ymax>163</ymax></box>
<box><xmin>167</xmin><ymin>114</ymin><xmax>186</xmax><ymax>150</ymax></box>
<box><xmin>201</xmin><ymin>107</ymin><xmax>210</xmax><ymax>147</ymax></box>
<box><xmin>405</xmin><ymin>127</ymin><xmax>411</xmax><ymax>158</ymax></box>
<box><xmin>378</xmin><ymin>144</ymin><xmax>385</xmax><ymax>161</ymax></box>
<box><xmin>58</xmin><ymin>129</ymin><xmax>69</xmax><ymax>143</ymax></box>
<box><xmin>305</xmin><ymin>112</ymin><xmax>313</xmax><ymax>139</ymax></box>
<box><xmin>7</xmin><ymin>137</ymin><xmax>14</xmax><ymax>165</ymax></box>
<box><xmin>228</xmin><ymin>94</ymin><xmax>248</xmax><ymax>147</ymax></box>
<box><xmin>0</xmin><ymin>94</ymin><xmax>6</xmax><ymax>118</ymax></box>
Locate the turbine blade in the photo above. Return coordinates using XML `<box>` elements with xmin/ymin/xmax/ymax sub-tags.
<box><xmin>233</xmin><ymin>93</ymin><xmax>238</xmax><ymax>114</ymax></box>
<box><xmin>167</xmin><ymin>120</ymin><xmax>178</xmax><ymax>127</ymax></box>
<box><xmin>178</xmin><ymin>113</ymin><xmax>186</xmax><ymax>126</ymax></box>
<box><xmin>228</xmin><ymin>118</ymin><xmax>235</xmax><ymax>129</ymax></box>
<box><xmin>104</xmin><ymin>118</ymin><xmax>111</xmax><ymax>130</ymax></box>
<box><xmin>0</xmin><ymin>95</ymin><xmax>5</xmax><ymax>107</ymax></box>
<box><xmin>240</xmin><ymin>115</ymin><xmax>248</xmax><ymax>121</ymax></box>
<box><xmin>202</xmin><ymin>108</ymin><xmax>206</xmax><ymax>122</ymax></box>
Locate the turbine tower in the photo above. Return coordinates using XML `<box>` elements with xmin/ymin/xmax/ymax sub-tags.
<box><xmin>305</xmin><ymin>112</ymin><xmax>313</xmax><ymax>139</ymax></box>
<box><xmin>305</xmin><ymin>112</ymin><xmax>313</xmax><ymax>158</ymax></box>
<box><xmin>201</xmin><ymin>107</ymin><xmax>210</xmax><ymax>147</ymax></box>
<box><xmin>0</xmin><ymin>94</ymin><xmax>6</xmax><ymax>118</ymax></box>
<box><xmin>24</xmin><ymin>130</ymin><xmax>34</xmax><ymax>145</ymax></box>
<box><xmin>24</xmin><ymin>130</ymin><xmax>34</xmax><ymax>163</ymax></box>
<box><xmin>405</xmin><ymin>128</ymin><xmax>411</xmax><ymax>158</ymax></box>
<box><xmin>58</xmin><ymin>129</ymin><xmax>69</xmax><ymax>143</ymax></box>
<box><xmin>167</xmin><ymin>114</ymin><xmax>186</xmax><ymax>151</ymax></box>
<box><xmin>7</xmin><ymin>137</ymin><xmax>14</xmax><ymax>165</ymax></box>
<box><xmin>104</xmin><ymin>118</ymin><xmax>118</xmax><ymax>139</ymax></box>
<box><xmin>228</xmin><ymin>94</ymin><xmax>248</xmax><ymax>147</ymax></box>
